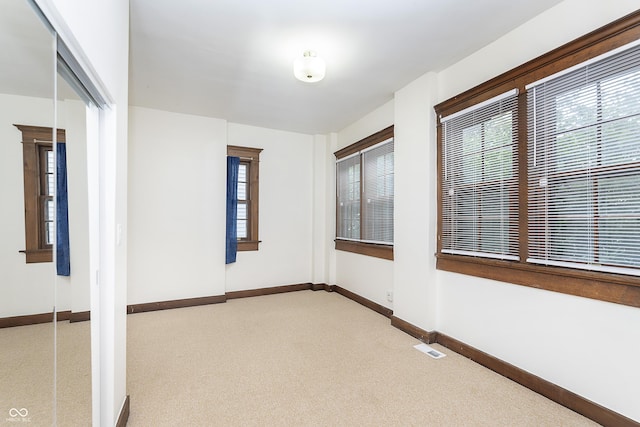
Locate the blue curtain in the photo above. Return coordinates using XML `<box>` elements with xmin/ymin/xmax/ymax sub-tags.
<box><xmin>56</xmin><ymin>143</ymin><xmax>70</xmax><ymax>276</ymax></box>
<box><xmin>226</xmin><ymin>156</ymin><xmax>240</xmax><ymax>264</ymax></box>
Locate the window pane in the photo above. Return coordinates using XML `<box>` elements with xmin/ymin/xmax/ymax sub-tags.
<box><xmin>554</xmin><ymin>128</ymin><xmax>597</xmax><ymax>172</ymax></box>
<box><xmin>237</xmin><ymin>163</ymin><xmax>248</xmax><ymax>201</ymax></box>
<box><xmin>45</xmin><ymin>222</ymin><xmax>54</xmax><ymax>246</ymax></box>
<box><xmin>484</xmin><ymin>146</ymin><xmax>513</xmax><ymax>181</ymax></box>
<box><xmin>527</xmin><ymin>42</ymin><xmax>640</xmax><ymax>274</ymax></box>
<box><xmin>601</xmin><ymin>117</ymin><xmax>640</xmax><ymax>166</ymax></box>
<box><xmin>237</xmin><ymin>219</ymin><xmax>247</xmax><ymax>239</ymax></box>
<box><xmin>462</xmin><ymin>124</ymin><xmax>481</xmax><ymax>184</ymax></box>
<box><xmin>601</xmin><ymin>68</ymin><xmax>640</xmax><ymax>120</ymax></box>
<box><xmin>548</xmin><ymin>178</ymin><xmax>594</xmax><ymax>263</ymax></box>
<box><xmin>46</xmin><ymin>149</ymin><xmax>55</xmax><ymax>196</ymax></box>
<box><xmin>238</xmin><ymin>163</ymin><xmax>247</xmax><ymax>182</ymax></box>
<box><xmin>45</xmin><ymin>198</ymin><xmax>54</xmax><ymax>245</ymax></box>
<box><xmin>363</xmin><ymin>140</ymin><xmax>394</xmax><ymax>243</ymax></box>
<box><xmin>237</xmin><ymin>202</ymin><xmax>247</xmax><ymax>220</ymax></box>
<box><xmin>45</xmin><ymin>198</ymin><xmax>54</xmax><ymax>222</ymax></box>
<box><xmin>555</xmin><ymin>84</ymin><xmax>597</xmax><ymax>133</ymax></box>
<box><xmin>598</xmin><ymin>174</ymin><xmax>640</xmax><ymax>267</ymax></box>
<box><xmin>485</xmin><ymin>112</ymin><xmax>514</xmax><ymax>183</ymax></box>
<box><xmin>237</xmin><ymin>182</ymin><xmax>247</xmax><ymax>200</ymax></box>
<box><xmin>337</xmin><ymin>156</ymin><xmax>360</xmax><ymax>240</ymax></box>
<box><xmin>442</xmin><ymin>91</ymin><xmax>519</xmax><ymax>259</ymax></box>
<box><xmin>47</xmin><ymin>149</ymin><xmax>54</xmax><ymax>173</ymax></box>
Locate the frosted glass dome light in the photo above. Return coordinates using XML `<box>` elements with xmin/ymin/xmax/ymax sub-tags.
<box><xmin>293</xmin><ymin>50</ymin><xmax>326</xmax><ymax>83</ymax></box>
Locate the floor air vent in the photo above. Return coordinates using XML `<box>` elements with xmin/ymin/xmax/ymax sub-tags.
<box><xmin>414</xmin><ymin>343</ymin><xmax>446</xmax><ymax>359</ymax></box>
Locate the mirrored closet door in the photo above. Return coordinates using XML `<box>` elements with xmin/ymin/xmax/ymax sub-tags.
<box><xmin>0</xmin><ymin>0</ymin><xmax>56</xmax><ymax>424</ymax></box>
<box><xmin>0</xmin><ymin>1</ymin><xmax>94</xmax><ymax>425</ymax></box>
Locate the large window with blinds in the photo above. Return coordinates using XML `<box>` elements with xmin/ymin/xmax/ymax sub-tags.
<box><xmin>441</xmin><ymin>90</ymin><xmax>519</xmax><ymax>261</ymax></box>
<box><xmin>335</xmin><ymin>126</ymin><xmax>394</xmax><ymax>260</ymax></box>
<box><xmin>435</xmin><ymin>11</ymin><xmax>640</xmax><ymax>308</ymax></box>
<box><xmin>527</xmin><ymin>42</ymin><xmax>640</xmax><ymax>276</ymax></box>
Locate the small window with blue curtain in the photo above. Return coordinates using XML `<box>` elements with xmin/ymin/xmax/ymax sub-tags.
<box><xmin>226</xmin><ymin>145</ymin><xmax>263</xmax><ymax>262</ymax></box>
<box><xmin>15</xmin><ymin>124</ymin><xmax>69</xmax><ymax>273</ymax></box>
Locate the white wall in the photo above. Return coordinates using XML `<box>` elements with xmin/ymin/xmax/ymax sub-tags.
<box><xmin>439</xmin><ymin>274</ymin><xmax>640</xmax><ymax>420</ymax></box>
<box><xmin>392</xmin><ymin>72</ymin><xmax>439</xmax><ymax>331</ymax></box>
<box><xmin>326</xmin><ymin>132</ymin><xmax>338</xmax><ymax>286</ymax></box>
<box><xmin>128</xmin><ymin>110</ymin><xmax>315</xmax><ymax>299</ymax></box>
<box><xmin>128</xmin><ymin>106</ymin><xmax>227</xmax><ymax>303</ymax></box>
<box><xmin>312</xmin><ymin>134</ymin><xmax>328</xmax><ymax>285</ymax></box>
<box><xmin>333</xmin><ymin>100</ymin><xmax>394</xmax><ymax>308</ymax></box>
<box><xmin>225</xmin><ymin>123</ymin><xmax>314</xmax><ymax>291</ymax></box>
<box><xmin>381</xmin><ymin>0</ymin><xmax>640</xmax><ymax>422</ymax></box>
<box><xmin>438</xmin><ymin>0</ymin><xmax>640</xmax><ymax>101</ymax></box>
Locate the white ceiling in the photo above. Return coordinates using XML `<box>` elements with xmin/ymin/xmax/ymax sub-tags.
<box><xmin>129</xmin><ymin>0</ymin><xmax>565</xmax><ymax>135</ymax></box>
<box><xmin>1</xmin><ymin>1</ymin><xmax>567</xmax><ymax>135</ymax></box>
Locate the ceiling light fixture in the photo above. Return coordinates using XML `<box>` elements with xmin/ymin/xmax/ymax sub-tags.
<box><xmin>293</xmin><ymin>50</ymin><xmax>326</xmax><ymax>83</ymax></box>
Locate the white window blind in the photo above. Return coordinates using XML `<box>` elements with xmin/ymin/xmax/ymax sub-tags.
<box><xmin>441</xmin><ymin>90</ymin><xmax>519</xmax><ymax>260</ymax></box>
<box><xmin>527</xmin><ymin>42</ymin><xmax>640</xmax><ymax>276</ymax></box>
<box><xmin>44</xmin><ymin>148</ymin><xmax>55</xmax><ymax>245</ymax></box>
<box><xmin>237</xmin><ymin>163</ymin><xmax>248</xmax><ymax>239</ymax></box>
<box><xmin>362</xmin><ymin>139</ymin><xmax>394</xmax><ymax>243</ymax></box>
<box><xmin>336</xmin><ymin>138</ymin><xmax>394</xmax><ymax>244</ymax></box>
<box><xmin>336</xmin><ymin>154</ymin><xmax>361</xmax><ymax>240</ymax></box>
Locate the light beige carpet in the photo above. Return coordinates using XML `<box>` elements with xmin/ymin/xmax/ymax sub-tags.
<box><xmin>0</xmin><ymin>321</ymin><xmax>55</xmax><ymax>426</ymax></box>
<box><xmin>0</xmin><ymin>318</ymin><xmax>91</xmax><ymax>427</ymax></box>
<box><xmin>126</xmin><ymin>290</ymin><xmax>597</xmax><ymax>426</ymax></box>
<box><xmin>0</xmin><ymin>290</ymin><xmax>599</xmax><ymax>426</ymax></box>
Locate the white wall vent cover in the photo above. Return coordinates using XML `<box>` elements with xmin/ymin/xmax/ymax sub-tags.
<box><xmin>414</xmin><ymin>343</ymin><xmax>446</xmax><ymax>359</ymax></box>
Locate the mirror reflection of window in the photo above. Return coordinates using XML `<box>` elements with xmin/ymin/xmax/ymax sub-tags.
<box><xmin>44</xmin><ymin>147</ymin><xmax>55</xmax><ymax>246</ymax></box>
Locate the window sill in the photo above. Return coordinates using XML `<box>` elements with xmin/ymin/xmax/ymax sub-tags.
<box><xmin>335</xmin><ymin>239</ymin><xmax>394</xmax><ymax>260</ymax></box>
<box><xmin>436</xmin><ymin>253</ymin><xmax>640</xmax><ymax>308</ymax></box>
<box><xmin>238</xmin><ymin>240</ymin><xmax>260</xmax><ymax>252</ymax></box>
<box><xmin>20</xmin><ymin>249</ymin><xmax>52</xmax><ymax>263</ymax></box>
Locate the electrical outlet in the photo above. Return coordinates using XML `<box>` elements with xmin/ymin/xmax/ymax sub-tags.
<box><xmin>386</xmin><ymin>290</ymin><xmax>393</xmax><ymax>302</ymax></box>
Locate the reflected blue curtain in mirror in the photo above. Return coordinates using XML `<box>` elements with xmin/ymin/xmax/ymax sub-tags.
<box><xmin>56</xmin><ymin>143</ymin><xmax>70</xmax><ymax>276</ymax></box>
<box><xmin>226</xmin><ymin>156</ymin><xmax>240</xmax><ymax>264</ymax></box>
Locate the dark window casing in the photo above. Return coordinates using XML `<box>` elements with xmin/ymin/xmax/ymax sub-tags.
<box><xmin>227</xmin><ymin>145</ymin><xmax>262</xmax><ymax>251</ymax></box>
<box><xmin>335</xmin><ymin>125</ymin><xmax>394</xmax><ymax>260</ymax></box>
<box><xmin>15</xmin><ymin>124</ymin><xmax>65</xmax><ymax>263</ymax></box>
<box><xmin>434</xmin><ymin>11</ymin><xmax>640</xmax><ymax>308</ymax></box>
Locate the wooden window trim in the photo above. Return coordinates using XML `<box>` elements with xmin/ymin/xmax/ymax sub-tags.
<box><xmin>334</xmin><ymin>125</ymin><xmax>394</xmax><ymax>261</ymax></box>
<box><xmin>335</xmin><ymin>239</ymin><xmax>393</xmax><ymax>260</ymax></box>
<box><xmin>15</xmin><ymin>124</ymin><xmax>65</xmax><ymax>263</ymax></box>
<box><xmin>334</xmin><ymin>125</ymin><xmax>394</xmax><ymax>159</ymax></box>
<box><xmin>433</xmin><ymin>10</ymin><xmax>640</xmax><ymax>308</ymax></box>
<box><xmin>228</xmin><ymin>145</ymin><xmax>262</xmax><ymax>251</ymax></box>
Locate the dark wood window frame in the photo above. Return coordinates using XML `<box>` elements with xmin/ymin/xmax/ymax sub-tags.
<box><xmin>15</xmin><ymin>124</ymin><xmax>66</xmax><ymax>263</ymax></box>
<box><xmin>227</xmin><ymin>145</ymin><xmax>262</xmax><ymax>251</ymax></box>
<box><xmin>334</xmin><ymin>125</ymin><xmax>394</xmax><ymax>261</ymax></box>
<box><xmin>434</xmin><ymin>10</ymin><xmax>640</xmax><ymax>308</ymax></box>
